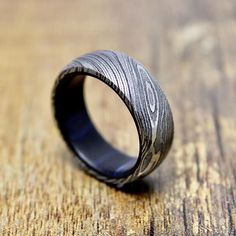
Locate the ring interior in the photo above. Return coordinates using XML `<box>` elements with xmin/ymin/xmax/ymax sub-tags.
<box><xmin>54</xmin><ymin>73</ymin><xmax>138</xmax><ymax>178</ymax></box>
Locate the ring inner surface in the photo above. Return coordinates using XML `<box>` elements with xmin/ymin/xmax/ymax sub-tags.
<box><xmin>54</xmin><ymin>73</ymin><xmax>138</xmax><ymax>178</ymax></box>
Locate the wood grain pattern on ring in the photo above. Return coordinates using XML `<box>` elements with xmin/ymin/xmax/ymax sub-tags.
<box><xmin>52</xmin><ymin>50</ymin><xmax>174</xmax><ymax>186</ymax></box>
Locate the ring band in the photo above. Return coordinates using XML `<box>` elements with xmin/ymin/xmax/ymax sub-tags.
<box><xmin>52</xmin><ymin>50</ymin><xmax>174</xmax><ymax>187</ymax></box>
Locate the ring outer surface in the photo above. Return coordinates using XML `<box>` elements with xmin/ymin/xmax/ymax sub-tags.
<box><xmin>52</xmin><ymin>50</ymin><xmax>174</xmax><ymax>187</ymax></box>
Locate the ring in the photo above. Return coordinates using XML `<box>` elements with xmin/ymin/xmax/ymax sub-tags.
<box><xmin>52</xmin><ymin>50</ymin><xmax>174</xmax><ymax>187</ymax></box>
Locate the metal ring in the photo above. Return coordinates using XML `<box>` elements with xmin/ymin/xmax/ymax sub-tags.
<box><xmin>52</xmin><ymin>50</ymin><xmax>174</xmax><ymax>187</ymax></box>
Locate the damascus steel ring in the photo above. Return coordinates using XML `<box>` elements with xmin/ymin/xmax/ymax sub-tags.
<box><xmin>52</xmin><ymin>50</ymin><xmax>174</xmax><ymax>187</ymax></box>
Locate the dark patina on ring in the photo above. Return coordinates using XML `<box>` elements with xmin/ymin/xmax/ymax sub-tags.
<box><xmin>52</xmin><ymin>50</ymin><xmax>174</xmax><ymax>187</ymax></box>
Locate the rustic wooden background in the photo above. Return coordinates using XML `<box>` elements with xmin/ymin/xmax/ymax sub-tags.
<box><xmin>0</xmin><ymin>0</ymin><xmax>236</xmax><ymax>235</ymax></box>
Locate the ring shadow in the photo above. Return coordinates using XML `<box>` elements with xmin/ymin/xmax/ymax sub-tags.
<box><xmin>59</xmin><ymin>148</ymin><xmax>156</xmax><ymax>196</ymax></box>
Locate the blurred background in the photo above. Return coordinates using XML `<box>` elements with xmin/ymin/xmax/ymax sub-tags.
<box><xmin>0</xmin><ymin>0</ymin><xmax>235</xmax><ymax>235</ymax></box>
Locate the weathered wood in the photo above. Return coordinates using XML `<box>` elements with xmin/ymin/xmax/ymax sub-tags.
<box><xmin>0</xmin><ymin>0</ymin><xmax>235</xmax><ymax>235</ymax></box>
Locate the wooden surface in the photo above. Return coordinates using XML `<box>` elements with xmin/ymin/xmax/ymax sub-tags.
<box><xmin>0</xmin><ymin>0</ymin><xmax>236</xmax><ymax>235</ymax></box>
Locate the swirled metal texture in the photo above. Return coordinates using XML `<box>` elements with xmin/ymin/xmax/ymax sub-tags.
<box><xmin>52</xmin><ymin>50</ymin><xmax>174</xmax><ymax>187</ymax></box>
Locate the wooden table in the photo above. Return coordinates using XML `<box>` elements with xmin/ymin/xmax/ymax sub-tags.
<box><xmin>0</xmin><ymin>0</ymin><xmax>235</xmax><ymax>235</ymax></box>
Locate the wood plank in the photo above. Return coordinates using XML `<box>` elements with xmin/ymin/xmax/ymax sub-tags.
<box><xmin>0</xmin><ymin>0</ymin><xmax>235</xmax><ymax>235</ymax></box>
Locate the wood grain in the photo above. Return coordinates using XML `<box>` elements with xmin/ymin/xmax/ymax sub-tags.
<box><xmin>0</xmin><ymin>0</ymin><xmax>235</xmax><ymax>235</ymax></box>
